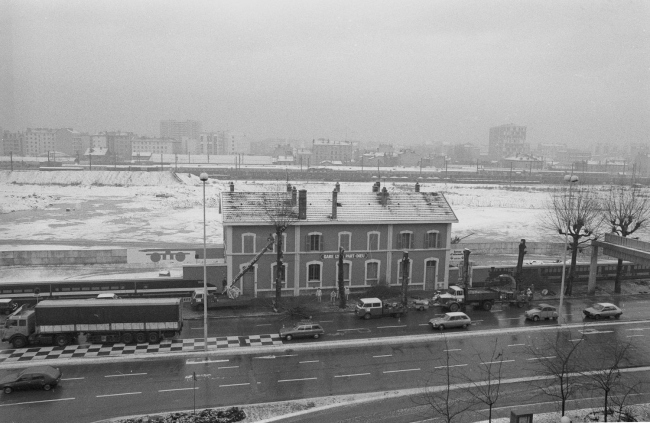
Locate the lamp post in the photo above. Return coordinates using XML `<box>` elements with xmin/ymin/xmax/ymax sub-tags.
<box><xmin>199</xmin><ymin>172</ymin><xmax>209</xmax><ymax>351</ymax></box>
<box><xmin>558</xmin><ymin>174</ymin><xmax>579</xmax><ymax>325</ymax></box>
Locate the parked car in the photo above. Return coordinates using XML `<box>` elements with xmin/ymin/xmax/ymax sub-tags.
<box><xmin>583</xmin><ymin>303</ymin><xmax>622</xmax><ymax>320</ymax></box>
<box><xmin>0</xmin><ymin>299</ymin><xmax>19</xmax><ymax>315</ymax></box>
<box><xmin>525</xmin><ymin>304</ymin><xmax>559</xmax><ymax>321</ymax></box>
<box><xmin>279</xmin><ymin>321</ymin><xmax>324</xmax><ymax>341</ymax></box>
<box><xmin>429</xmin><ymin>312</ymin><xmax>471</xmax><ymax>330</ymax></box>
<box><xmin>0</xmin><ymin>365</ymin><xmax>62</xmax><ymax>394</ymax></box>
<box><xmin>95</xmin><ymin>293</ymin><xmax>120</xmax><ymax>300</ymax></box>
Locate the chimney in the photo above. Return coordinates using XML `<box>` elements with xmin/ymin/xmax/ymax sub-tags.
<box><xmin>335</xmin><ymin>181</ymin><xmax>340</xmax><ymax>192</ymax></box>
<box><xmin>286</xmin><ymin>183</ymin><xmax>292</xmax><ymax>192</ymax></box>
<box><xmin>415</xmin><ymin>182</ymin><xmax>420</xmax><ymax>192</ymax></box>
<box><xmin>380</xmin><ymin>187</ymin><xmax>388</xmax><ymax>207</ymax></box>
<box><xmin>229</xmin><ymin>181</ymin><xmax>234</xmax><ymax>192</ymax></box>
<box><xmin>332</xmin><ymin>189</ymin><xmax>338</xmax><ymax>219</ymax></box>
<box><xmin>291</xmin><ymin>186</ymin><xmax>297</xmax><ymax>205</ymax></box>
<box><xmin>298</xmin><ymin>189</ymin><xmax>307</xmax><ymax>220</ymax></box>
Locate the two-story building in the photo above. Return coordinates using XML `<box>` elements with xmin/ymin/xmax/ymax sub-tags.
<box><xmin>220</xmin><ymin>184</ymin><xmax>458</xmax><ymax>297</ymax></box>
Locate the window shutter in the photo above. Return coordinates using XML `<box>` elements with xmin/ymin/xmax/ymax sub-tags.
<box><xmin>320</xmin><ymin>235</ymin><xmax>324</xmax><ymax>251</ymax></box>
<box><xmin>409</xmin><ymin>234</ymin><xmax>414</xmax><ymax>249</ymax></box>
<box><xmin>423</xmin><ymin>233</ymin><xmax>429</xmax><ymax>249</ymax></box>
<box><xmin>397</xmin><ymin>234</ymin><xmax>402</xmax><ymax>249</ymax></box>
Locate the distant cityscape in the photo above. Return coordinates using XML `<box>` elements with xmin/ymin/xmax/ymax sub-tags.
<box><xmin>1</xmin><ymin>120</ymin><xmax>648</xmax><ymax>174</ymax></box>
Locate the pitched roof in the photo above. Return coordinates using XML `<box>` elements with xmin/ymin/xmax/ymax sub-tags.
<box><xmin>221</xmin><ymin>190</ymin><xmax>458</xmax><ymax>225</ymax></box>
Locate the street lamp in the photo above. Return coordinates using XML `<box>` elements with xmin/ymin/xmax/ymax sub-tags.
<box><xmin>558</xmin><ymin>174</ymin><xmax>579</xmax><ymax>325</ymax></box>
<box><xmin>199</xmin><ymin>172</ymin><xmax>209</xmax><ymax>351</ymax></box>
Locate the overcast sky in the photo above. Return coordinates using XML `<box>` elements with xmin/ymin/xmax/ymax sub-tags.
<box><xmin>1</xmin><ymin>0</ymin><xmax>648</xmax><ymax>148</ymax></box>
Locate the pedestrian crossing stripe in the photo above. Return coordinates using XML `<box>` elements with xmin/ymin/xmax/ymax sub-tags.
<box><xmin>0</xmin><ymin>334</ymin><xmax>282</xmax><ymax>363</ymax></box>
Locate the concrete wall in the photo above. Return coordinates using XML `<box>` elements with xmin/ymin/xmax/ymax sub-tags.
<box><xmin>0</xmin><ymin>249</ymin><xmax>128</xmax><ymax>266</ymax></box>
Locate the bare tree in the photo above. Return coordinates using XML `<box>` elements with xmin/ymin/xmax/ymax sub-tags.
<box><xmin>525</xmin><ymin>329</ymin><xmax>585</xmax><ymax>416</ymax></box>
<box><xmin>609</xmin><ymin>379</ymin><xmax>645</xmax><ymax>422</ymax></box>
<box><xmin>601</xmin><ymin>186</ymin><xmax>650</xmax><ymax>293</ymax></box>
<box><xmin>413</xmin><ymin>337</ymin><xmax>477</xmax><ymax>423</ymax></box>
<box><xmin>464</xmin><ymin>339</ymin><xmax>505</xmax><ymax>423</ymax></box>
<box><xmin>540</xmin><ymin>186</ymin><xmax>603</xmax><ymax>295</ymax></box>
<box><xmin>582</xmin><ymin>341</ymin><xmax>633</xmax><ymax>422</ymax></box>
<box><xmin>260</xmin><ymin>191</ymin><xmax>298</xmax><ymax>307</ymax></box>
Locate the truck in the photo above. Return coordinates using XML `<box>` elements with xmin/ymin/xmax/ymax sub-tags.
<box><xmin>1</xmin><ymin>298</ymin><xmax>183</xmax><ymax>349</ymax></box>
<box><xmin>436</xmin><ymin>285</ymin><xmax>500</xmax><ymax>312</ymax></box>
<box><xmin>355</xmin><ymin>297</ymin><xmax>407</xmax><ymax>319</ymax></box>
<box><xmin>190</xmin><ymin>288</ymin><xmax>250</xmax><ymax>310</ymax></box>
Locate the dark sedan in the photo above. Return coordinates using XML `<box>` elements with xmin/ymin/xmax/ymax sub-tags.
<box><xmin>1</xmin><ymin>365</ymin><xmax>62</xmax><ymax>394</ymax></box>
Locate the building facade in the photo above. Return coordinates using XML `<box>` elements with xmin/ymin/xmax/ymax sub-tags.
<box><xmin>132</xmin><ymin>137</ymin><xmax>182</xmax><ymax>155</ymax></box>
<box><xmin>55</xmin><ymin>128</ymin><xmax>90</xmax><ymax>157</ymax></box>
<box><xmin>488</xmin><ymin>124</ymin><xmax>528</xmax><ymax>159</ymax></box>
<box><xmin>2</xmin><ymin>131</ymin><xmax>24</xmax><ymax>156</ymax></box>
<box><xmin>24</xmin><ymin>128</ymin><xmax>56</xmax><ymax>157</ymax></box>
<box><xmin>160</xmin><ymin>120</ymin><xmax>202</xmax><ymax>142</ymax></box>
<box><xmin>221</xmin><ymin>185</ymin><xmax>458</xmax><ymax>297</ymax></box>
<box><xmin>312</xmin><ymin>139</ymin><xmax>353</xmax><ymax>164</ymax></box>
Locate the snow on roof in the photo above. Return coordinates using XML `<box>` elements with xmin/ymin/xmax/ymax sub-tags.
<box><xmin>221</xmin><ymin>190</ymin><xmax>458</xmax><ymax>225</ymax></box>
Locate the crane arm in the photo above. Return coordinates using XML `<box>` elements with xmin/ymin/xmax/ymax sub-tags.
<box><xmin>231</xmin><ymin>238</ymin><xmax>276</xmax><ymax>287</ymax></box>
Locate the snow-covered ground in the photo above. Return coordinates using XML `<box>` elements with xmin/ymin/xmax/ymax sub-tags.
<box><xmin>0</xmin><ymin>170</ymin><xmax>640</xmax><ymax>251</ymax></box>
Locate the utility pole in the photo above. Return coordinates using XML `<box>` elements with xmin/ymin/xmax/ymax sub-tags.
<box><xmin>515</xmin><ymin>239</ymin><xmax>526</xmax><ymax>291</ymax></box>
<box><xmin>462</xmin><ymin>248</ymin><xmax>471</xmax><ymax>287</ymax></box>
<box><xmin>338</xmin><ymin>247</ymin><xmax>346</xmax><ymax>309</ymax></box>
<box><xmin>401</xmin><ymin>251</ymin><xmax>410</xmax><ymax>307</ymax></box>
<box><xmin>10</xmin><ymin>152</ymin><xmax>13</xmax><ymax>171</ymax></box>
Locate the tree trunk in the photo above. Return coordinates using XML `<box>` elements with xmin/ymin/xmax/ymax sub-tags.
<box><xmin>338</xmin><ymin>248</ymin><xmax>346</xmax><ymax>309</ymax></box>
<box><xmin>275</xmin><ymin>229</ymin><xmax>283</xmax><ymax>307</ymax></box>
<box><xmin>604</xmin><ymin>389</ymin><xmax>609</xmax><ymax>422</ymax></box>
<box><xmin>566</xmin><ymin>237</ymin><xmax>579</xmax><ymax>295</ymax></box>
<box><xmin>614</xmin><ymin>258</ymin><xmax>623</xmax><ymax>294</ymax></box>
<box><xmin>402</xmin><ymin>258</ymin><xmax>409</xmax><ymax>307</ymax></box>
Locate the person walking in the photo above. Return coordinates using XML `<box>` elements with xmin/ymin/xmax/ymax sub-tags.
<box><xmin>316</xmin><ymin>288</ymin><xmax>322</xmax><ymax>302</ymax></box>
<box><xmin>330</xmin><ymin>289</ymin><xmax>337</xmax><ymax>304</ymax></box>
<box><xmin>344</xmin><ymin>286</ymin><xmax>350</xmax><ymax>301</ymax></box>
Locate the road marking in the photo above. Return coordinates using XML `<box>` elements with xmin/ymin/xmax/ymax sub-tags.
<box><xmin>335</xmin><ymin>373</ymin><xmax>371</xmax><ymax>378</ymax></box>
<box><xmin>377</xmin><ymin>325</ymin><xmax>407</xmax><ymax>328</ymax></box>
<box><xmin>253</xmin><ymin>354</ymin><xmax>297</xmax><ymax>359</ymax></box>
<box><xmin>383</xmin><ymin>368</ymin><xmax>420</xmax><ymax>374</ymax></box>
<box><xmin>218</xmin><ymin>366</ymin><xmax>239</xmax><ymax>369</ymax></box>
<box><xmin>627</xmin><ymin>335</ymin><xmax>644</xmax><ymax>338</ymax></box>
<box><xmin>527</xmin><ymin>356</ymin><xmax>556</xmax><ymax>361</ymax></box>
<box><xmin>480</xmin><ymin>360</ymin><xmax>515</xmax><ymax>365</ymax></box>
<box><xmin>256</xmin><ymin>324</ymin><xmax>272</xmax><ymax>326</ymax></box>
<box><xmin>319</xmin><ymin>320</ymin><xmax>333</xmax><ymax>323</ymax></box>
<box><xmin>419</xmin><ymin>323</ymin><xmax>430</xmax><ymax>326</ymax></box>
<box><xmin>373</xmin><ymin>354</ymin><xmax>393</xmax><ymax>358</ymax></box>
<box><xmin>62</xmin><ymin>377</ymin><xmax>85</xmax><ymax>381</ymax></box>
<box><xmin>219</xmin><ymin>383</ymin><xmax>251</xmax><ymax>387</ymax></box>
<box><xmin>444</xmin><ymin>349</ymin><xmax>461</xmax><ymax>352</ymax></box>
<box><xmin>627</xmin><ymin>328</ymin><xmax>649</xmax><ymax>331</ymax></box>
<box><xmin>278</xmin><ymin>377</ymin><xmax>317</xmax><ymax>383</ymax></box>
<box><xmin>299</xmin><ymin>360</ymin><xmax>319</xmax><ymax>364</ymax></box>
<box><xmin>498</xmin><ymin>317</ymin><xmax>522</xmax><ymax>320</ymax></box>
<box><xmin>159</xmin><ymin>387</ymin><xmax>199</xmax><ymax>392</ymax></box>
<box><xmin>434</xmin><ymin>364</ymin><xmax>468</xmax><ymax>369</ymax></box>
<box><xmin>97</xmin><ymin>392</ymin><xmax>141</xmax><ymax>398</ymax></box>
<box><xmin>0</xmin><ymin>398</ymin><xmax>75</xmax><ymax>407</ymax></box>
<box><xmin>337</xmin><ymin>328</ymin><xmax>366</xmax><ymax>331</ymax></box>
<box><xmin>187</xmin><ymin>359</ymin><xmax>229</xmax><ymax>364</ymax></box>
<box><xmin>570</xmin><ymin>339</ymin><xmax>583</xmax><ymax>342</ymax></box>
<box><xmin>105</xmin><ymin>373</ymin><xmax>147</xmax><ymax>378</ymax></box>
<box><xmin>190</xmin><ymin>327</ymin><xmax>204</xmax><ymax>330</ymax></box>
<box><xmin>508</xmin><ymin>344</ymin><xmax>526</xmax><ymax>347</ymax></box>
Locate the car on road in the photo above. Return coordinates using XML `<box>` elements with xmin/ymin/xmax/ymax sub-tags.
<box><xmin>525</xmin><ymin>304</ymin><xmax>558</xmax><ymax>321</ymax></box>
<box><xmin>583</xmin><ymin>303</ymin><xmax>622</xmax><ymax>320</ymax></box>
<box><xmin>429</xmin><ymin>312</ymin><xmax>471</xmax><ymax>331</ymax></box>
<box><xmin>0</xmin><ymin>299</ymin><xmax>18</xmax><ymax>315</ymax></box>
<box><xmin>279</xmin><ymin>321</ymin><xmax>325</xmax><ymax>341</ymax></box>
<box><xmin>0</xmin><ymin>365</ymin><xmax>62</xmax><ymax>394</ymax></box>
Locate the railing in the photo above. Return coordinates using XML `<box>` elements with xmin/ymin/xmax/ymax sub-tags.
<box><xmin>604</xmin><ymin>233</ymin><xmax>650</xmax><ymax>251</ymax></box>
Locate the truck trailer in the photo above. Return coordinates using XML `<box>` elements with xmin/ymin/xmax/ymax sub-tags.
<box><xmin>1</xmin><ymin>298</ymin><xmax>183</xmax><ymax>349</ymax></box>
<box><xmin>436</xmin><ymin>285</ymin><xmax>500</xmax><ymax>312</ymax></box>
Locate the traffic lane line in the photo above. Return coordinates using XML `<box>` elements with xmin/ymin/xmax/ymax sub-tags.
<box><xmin>373</xmin><ymin>354</ymin><xmax>393</xmax><ymax>358</ymax></box>
<box><xmin>105</xmin><ymin>372</ymin><xmax>147</xmax><ymax>378</ymax></box>
<box><xmin>434</xmin><ymin>364</ymin><xmax>468</xmax><ymax>369</ymax></box>
<box><xmin>278</xmin><ymin>377</ymin><xmax>317</xmax><ymax>383</ymax></box>
<box><xmin>0</xmin><ymin>398</ymin><xmax>75</xmax><ymax>407</ymax></box>
<box><xmin>97</xmin><ymin>391</ymin><xmax>142</xmax><ymax>398</ymax></box>
<box><xmin>335</xmin><ymin>373</ymin><xmax>371</xmax><ymax>378</ymax></box>
<box><xmin>159</xmin><ymin>387</ymin><xmax>198</xmax><ymax>392</ymax></box>
<box><xmin>480</xmin><ymin>360</ymin><xmax>515</xmax><ymax>365</ymax></box>
<box><xmin>299</xmin><ymin>360</ymin><xmax>320</xmax><ymax>364</ymax></box>
<box><xmin>61</xmin><ymin>377</ymin><xmax>85</xmax><ymax>381</ymax></box>
<box><xmin>377</xmin><ymin>325</ymin><xmax>407</xmax><ymax>329</ymax></box>
<box><xmin>383</xmin><ymin>368</ymin><xmax>420</xmax><ymax>374</ymax></box>
<box><xmin>219</xmin><ymin>382</ymin><xmax>251</xmax><ymax>387</ymax></box>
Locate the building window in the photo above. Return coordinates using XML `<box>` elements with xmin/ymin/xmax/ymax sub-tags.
<box><xmin>424</xmin><ymin>231</ymin><xmax>439</xmax><ymax>249</ymax></box>
<box><xmin>272</xmin><ymin>233</ymin><xmax>287</xmax><ymax>253</ymax></box>
<box><xmin>271</xmin><ymin>263</ymin><xmax>287</xmax><ymax>288</ymax></box>
<box><xmin>397</xmin><ymin>231</ymin><xmax>413</xmax><ymax>249</ymax></box>
<box><xmin>305</xmin><ymin>233</ymin><xmax>323</xmax><ymax>251</ymax></box>
<box><xmin>365</xmin><ymin>261</ymin><xmax>380</xmax><ymax>285</ymax></box>
<box><xmin>307</xmin><ymin>262</ymin><xmax>322</xmax><ymax>284</ymax></box>
<box><xmin>339</xmin><ymin>232</ymin><xmax>351</xmax><ymax>251</ymax></box>
<box><xmin>367</xmin><ymin>232</ymin><xmax>380</xmax><ymax>251</ymax></box>
<box><xmin>335</xmin><ymin>261</ymin><xmax>351</xmax><ymax>285</ymax></box>
<box><xmin>242</xmin><ymin>233</ymin><xmax>255</xmax><ymax>254</ymax></box>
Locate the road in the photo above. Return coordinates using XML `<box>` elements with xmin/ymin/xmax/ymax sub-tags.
<box><xmin>1</xmin><ymin>295</ymin><xmax>650</xmax><ymax>422</ymax></box>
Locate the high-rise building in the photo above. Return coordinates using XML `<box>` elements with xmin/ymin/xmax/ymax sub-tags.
<box><xmin>488</xmin><ymin>124</ymin><xmax>528</xmax><ymax>159</ymax></box>
<box><xmin>160</xmin><ymin>120</ymin><xmax>202</xmax><ymax>142</ymax></box>
<box><xmin>54</xmin><ymin>128</ymin><xmax>91</xmax><ymax>157</ymax></box>
<box><xmin>25</xmin><ymin>128</ymin><xmax>56</xmax><ymax>156</ymax></box>
<box><xmin>2</xmin><ymin>130</ymin><xmax>24</xmax><ymax>156</ymax></box>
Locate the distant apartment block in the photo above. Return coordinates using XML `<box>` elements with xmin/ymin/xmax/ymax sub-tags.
<box><xmin>55</xmin><ymin>129</ymin><xmax>90</xmax><ymax>157</ymax></box>
<box><xmin>488</xmin><ymin>124</ymin><xmax>528</xmax><ymax>159</ymax></box>
<box><xmin>2</xmin><ymin>130</ymin><xmax>24</xmax><ymax>156</ymax></box>
<box><xmin>25</xmin><ymin>128</ymin><xmax>56</xmax><ymax>156</ymax></box>
<box><xmin>160</xmin><ymin>120</ymin><xmax>202</xmax><ymax>142</ymax></box>
<box><xmin>132</xmin><ymin>137</ymin><xmax>182</xmax><ymax>156</ymax></box>
<box><xmin>89</xmin><ymin>132</ymin><xmax>135</xmax><ymax>160</ymax></box>
<box><xmin>312</xmin><ymin>139</ymin><xmax>353</xmax><ymax>164</ymax></box>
